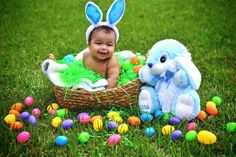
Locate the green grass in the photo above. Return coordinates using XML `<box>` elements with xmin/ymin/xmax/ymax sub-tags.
<box><xmin>1</xmin><ymin>0</ymin><xmax>236</xmax><ymax>156</ymax></box>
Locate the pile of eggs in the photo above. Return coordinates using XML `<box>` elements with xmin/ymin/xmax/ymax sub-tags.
<box><xmin>4</xmin><ymin>96</ymin><xmax>41</xmax><ymax>144</ymax></box>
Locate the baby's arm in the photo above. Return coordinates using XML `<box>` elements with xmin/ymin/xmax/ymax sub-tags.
<box><xmin>106</xmin><ymin>55</ymin><xmax>120</xmax><ymax>89</ymax></box>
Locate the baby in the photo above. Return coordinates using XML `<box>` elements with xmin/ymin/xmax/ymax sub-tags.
<box><xmin>76</xmin><ymin>0</ymin><xmax>126</xmax><ymax>89</ymax></box>
<box><xmin>83</xmin><ymin>26</ymin><xmax>120</xmax><ymax>89</ymax></box>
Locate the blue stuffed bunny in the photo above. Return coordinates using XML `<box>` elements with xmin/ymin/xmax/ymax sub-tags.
<box><xmin>138</xmin><ymin>39</ymin><xmax>201</xmax><ymax>120</ymax></box>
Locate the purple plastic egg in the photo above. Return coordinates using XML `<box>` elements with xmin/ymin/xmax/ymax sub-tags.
<box><xmin>28</xmin><ymin>115</ymin><xmax>37</xmax><ymax>125</ymax></box>
<box><xmin>107</xmin><ymin>121</ymin><xmax>118</xmax><ymax>131</ymax></box>
<box><xmin>62</xmin><ymin>119</ymin><xmax>73</xmax><ymax>129</ymax></box>
<box><xmin>168</xmin><ymin>116</ymin><xmax>182</xmax><ymax>125</ymax></box>
<box><xmin>76</xmin><ymin>113</ymin><xmax>90</xmax><ymax>125</ymax></box>
<box><xmin>32</xmin><ymin>108</ymin><xmax>41</xmax><ymax>118</ymax></box>
<box><xmin>171</xmin><ymin>130</ymin><xmax>183</xmax><ymax>141</ymax></box>
<box><xmin>107</xmin><ymin>134</ymin><xmax>121</xmax><ymax>146</ymax></box>
<box><xmin>186</xmin><ymin>122</ymin><xmax>197</xmax><ymax>131</ymax></box>
<box><xmin>20</xmin><ymin>112</ymin><xmax>30</xmax><ymax>120</ymax></box>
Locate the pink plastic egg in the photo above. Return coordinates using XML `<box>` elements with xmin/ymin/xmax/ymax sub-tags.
<box><xmin>186</xmin><ymin>122</ymin><xmax>197</xmax><ymax>131</ymax></box>
<box><xmin>24</xmin><ymin>96</ymin><xmax>34</xmax><ymax>106</ymax></box>
<box><xmin>76</xmin><ymin>113</ymin><xmax>90</xmax><ymax>125</ymax></box>
<box><xmin>50</xmin><ymin>109</ymin><xmax>56</xmax><ymax>115</ymax></box>
<box><xmin>107</xmin><ymin>134</ymin><xmax>121</xmax><ymax>146</ymax></box>
<box><xmin>17</xmin><ymin>131</ymin><xmax>30</xmax><ymax>143</ymax></box>
<box><xmin>32</xmin><ymin>108</ymin><xmax>41</xmax><ymax>118</ymax></box>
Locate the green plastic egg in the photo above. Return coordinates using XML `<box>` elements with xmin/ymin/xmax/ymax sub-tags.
<box><xmin>56</xmin><ymin>109</ymin><xmax>66</xmax><ymax>119</ymax></box>
<box><xmin>78</xmin><ymin>132</ymin><xmax>90</xmax><ymax>143</ymax></box>
<box><xmin>212</xmin><ymin>96</ymin><xmax>222</xmax><ymax>106</ymax></box>
<box><xmin>185</xmin><ymin>130</ymin><xmax>197</xmax><ymax>141</ymax></box>
<box><xmin>226</xmin><ymin>122</ymin><xmax>236</xmax><ymax>133</ymax></box>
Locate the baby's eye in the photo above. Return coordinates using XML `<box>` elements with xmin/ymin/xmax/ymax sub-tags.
<box><xmin>95</xmin><ymin>42</ymin><xmax>101</xmax><ymax>45</ymax></box>
<box><xmin>107</xmin><ymin>43</ymin><xmax>113</xmax><ymax>47</ymax></box>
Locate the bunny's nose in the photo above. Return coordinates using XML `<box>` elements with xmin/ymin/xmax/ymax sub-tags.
<box><xmin>148</xmin><ymin>63</ymin><xmax>153</xmax><ymax>68</ymax></box>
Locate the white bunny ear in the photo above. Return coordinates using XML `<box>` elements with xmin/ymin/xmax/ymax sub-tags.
<box><xmin>106</xmin><ymin>0</ymin><xmax>125</xmax><ymax>26</ymax></box>
<box><xmin>85</xmin><ymin>2</ymin><xmax>103</xmax><ymax>26</ymax></box>
<box><xmin>175</xmin><ymin>56</ymin><xmax>201</xmax><ymax>90</ymax></box>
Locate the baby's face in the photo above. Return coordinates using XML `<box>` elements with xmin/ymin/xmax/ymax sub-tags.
<box><xmin>89</xmin><ymin>29</ymin><xmax>116</xmax><ymax>61</ymax></box>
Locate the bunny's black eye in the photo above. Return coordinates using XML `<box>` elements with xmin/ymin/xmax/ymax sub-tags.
<box><xmin>160</xmin><ymin>55</ymin><xmax>167</xmax><ymax>63</ymax></box>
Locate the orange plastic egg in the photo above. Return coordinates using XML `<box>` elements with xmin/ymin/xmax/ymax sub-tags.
<box><xmin>197</xmin><ymin>110</ymin><xmax>207</xmax><ymax>120</ymax></box>
<box><xmin>90</xmin><ymin>115</ymin><xmax>103</xmax><ymax>124</ymax></box>
<box><xmin>206</xmin><ymin>106</ymin><xmax>218</xmax><ymax>115</ymax></box>
<box><xmin>128</xmin><ymin>116</ymin><xmax>141</xmax><ymax>126</ymax></box>
<box><xmin>9</xmin><ymin>110</ymin><xmax>20</xmax><ymax>117</ymax></box>
<box><xmin>133</xmin><ymin>65</ymin><xmax>143</xmax><ymax>74</ymax></box>
<box><xmin>130</xmin><ymin>56</ymin><xmax>140</xmax><ymax>65</ymax></box>
<box><xmin>10</xmin><ymin>103</ymin><xmax>23</xmax><ymax>113</ymax></box>
<box><xmin>10</xmin><ymin>121</ymin><xmax>23</xmax><ymax>130</ymax></box>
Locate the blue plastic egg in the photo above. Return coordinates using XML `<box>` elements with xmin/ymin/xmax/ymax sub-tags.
<box><xmin>171</xmin><ymin>130</ymin><xmax>183</xmax><ymax>141</ymax></box>
<box><xmin>55</xmin><ymin>136</ymin><xmax>68</xmax><ymax>146</ymax></box>
<box><xmin>140</xmin><ymin>113</ymin><xmax>153</xmax><ymax>122</ymax></box>
<box><xmin>154</xmin><ymin>110</ymin><xmax>163</xmax><ymax>118</ymax></box>
<box><xmin>107</xmin><ymin>121</ymin><xmax>118</xmax><ymax>131</ymax></box>
<box><xmin>62</xmin><ymin>119</ymin><xmax>73</xmax><ymax>130</ymax></box>
<box><xmin>20</xmin><ymin>112</ymin><xmax>30</xmax><ymax>120</ymax></box>
<box><xmin>168</xmin><ymin>116</ymin><xmax>182</xmax><ymax>125</ymax></box>
<box><xmin>28</xmin><ymin>115</ymin><xmax>37</xmax><ymax>125</ymax></box>
<box><xmin>145</xmin><ymin>127</ymin><xmax>156</xmax><ymax>137</ymax></box>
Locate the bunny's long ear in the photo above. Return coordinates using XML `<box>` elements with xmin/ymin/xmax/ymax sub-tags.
<box><xmin>175</xmin><ymin>56</ymin><xmax>201</xmax><ymax>90</ymax></box>
<box><xmin>106</xmin><ymin>0</ymin><xmax>125</xmax><ymax>26</ymax></box>
<box><xmin>85</xmin><ymin>2</ymin><xmax>103</xmax><ymax>26</ymax></box>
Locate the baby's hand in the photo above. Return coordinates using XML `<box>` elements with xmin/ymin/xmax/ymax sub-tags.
<box><xmin>106</xmin><ymin>78</ymin><xmax>118</xmax><ymax>89</ymax></box>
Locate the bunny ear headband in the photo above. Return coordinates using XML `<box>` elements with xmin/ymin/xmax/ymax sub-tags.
<box><xmin>85</xmin><ymin>0</ymin><xmax>125</xmax><ymax>44</ymax></box>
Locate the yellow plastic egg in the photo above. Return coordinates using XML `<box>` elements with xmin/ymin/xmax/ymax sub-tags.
<box><xmin>162</xmin><ymin>125</ymin><xmax>175</xmax><ymax>135</ymax></box>
<box><xmin>51</xmin><ymin>117</ymin><xmax>62</xmax><ymax>128</ymax></box>
<box><xmin>113</xmin><ymin>116</ymin><xmax>123</xmax><ymax>124</ymax></box>
<box><xmin>52</xmin><ymin>103</ymin><xmax>59</xmax><ymax>110</ymax></box>
<box><xmin>47</xmin><ymin>105</ymin><xmax>53</xmax><ymax>113</ymax></box>
<box><xmin>197</xmin><ymin>130</ymin><xmax>217</xmax><ymax>144</ymax></box>
<box><xmin>206</xmin><ymin>101</ymin><xmax>216</xmax><ymax>108</ymax></box>
<box><xmin>93</xmin><ymin>119</ymin><xmax>103</xmax><ymax>132</ymax></box>
<box><xmin>118</xmin><ymin>123</ymin><xmax>129</xmax><ymax>134</ymax></box>
<box><xmin>107</xmin><ymin>111</ymin><xmax>120</xmax><ymax>119</ymax></box>
<box><xmin>4</xmin><ymin>114</ymin><xmax>16</xmax><ymax>124</ymax></box>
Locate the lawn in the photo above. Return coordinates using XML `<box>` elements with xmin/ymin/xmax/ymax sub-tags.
<box><xmin>0</xmin><ymin>0</ymin><xmax>236</xmax><ymax>156</ymax></box>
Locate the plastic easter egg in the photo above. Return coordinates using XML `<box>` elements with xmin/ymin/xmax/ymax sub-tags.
<box><xmin>145</xmin><ymin>127</ymin><xmax>156</xmax><ymax>137</ymax></box>
<box><xmin>107</xmin><ymin>111</ymin><xmax>120</xmax><ymax>119</ymax></box>
<box><xmin>76</xmin><ymin>113</ymin><xmax>90</xmax><ymax>125</ymax></box>
<box><xmin>50</xmin><ymin>109</ymin><xmax>56</xmax><ymax>115</ymax></box>
<box><xmin>206</xmin><ymin>106</ymin><xmax>218</xmax><ymax>115</ymax></box>
<box><xmin>107</xmin><ymin>121</ymin><xmax>118</xmax><ymax>131</ymax></box>
<box><xmin>52</xmin><ymin>117</ymin><xmax>62</xmax><ymax>128</ymax></box>
<box><xmin>185</xmin><ymin>130</ymin><xmax>197</xmax><ymax>141</ymax></box>
<box><xmin>93</xmin><ymin>118</ymin><xmax>103</xmax><ymax>132</ymax></box>
<box><xmin>17</xmin><ymin>131</ymin><xmax>30</xmax><ymax>143</ymax></box>
<box><xmin>162</xmin><ymin>125</ymin><xmax>175</xmax><ymax>135</ymax></box>
<box><xmin>56</xmin><ymin>109</ymin><xmax>66</xmax><ymax>119</ymax></box>
<box><xmin>140</xmin><ymin>113</ymin><xmax>153</xmax><ymax>122</ymax></box>
<box><xmin>154</xmin><ymin>110</ymin><xmax>163</xmax><ymax>118</ymax></box>
<box><xmin>24</xmin><ymin>96</ymin><xmax>34</xmax><ymax>106</ymax></box>
<box><xmin>171</xmin><ymin>130</ymin><xmax>183</xmax><ymax>141</ymax></box>
<box><xmin>128</xmin><ymin>116</ymin><xmax>141</xmax><ymax>126</ymax></box>
<box><xmin>206</xmin><ymin>101</ymin><xmax>216</xmax><ymax>108</ymax></box>
<box><xmin>4</xmin><ymin>114</ymin><xmax>16</xmax><ymax>124</ymax></box>
<box><xmin>10</xmin><ymin>121</ymin><xmax>23</xmax><ymax>130</ymax></box>
<box><xmin>62</xmin><ymin>119</ymin><xmax>73</xmax><ymax>130</ymax></box>
<box><xmin>107</xmin><ymin>134</ymin><xmax>121</xmax><ymax>146</ymax></box>
<box><xmin>28</xmin><ymin>115</ymin><xmax>37</xmax><ymax>125</ymax></box>
<box><xmin>212</xmin><ymin>96</ymin><xmax>222</xmax><ymax>106</ymax></box>
<box><xmin>78</xmin><ymin>132</ymin><xmax>90</xmax><ymax>143</ymax></box>
<box><xmin>162</xmin><ymin>113</ymin><xmax>171</xmax><ymax>123</ymax></box>
<box><xmin>118</xmin><ymin>123</ymin><xmax>129</xmax><ymax>134</ymax></box>
<box><xmin>168</xmin><ymin>116</ymin><xmax>182</xmax><ymax>125</ymax></box>
<box><xmin>186</xmin><ymin>122</ymin><xmax>197</xmax><ymax>131</ymax></box>
<box><xmin>51</xmin><ymin>103</ymin><xmax>59</xmax><ymax>110</ymax></box>
<box><xmin>130</xmin><ymin>56</ymin><xmax>140</xmax><ymax>65</ymax></box>
<box><xmin>197</xmin><ymin>130</ymin><xmax>217</xmax><ymax>144</ymax></box>
<box><xmin>55</xmin><ymin>136</ymin><xmax>68</xmax><ymax>146</ymax></box>
<box><xmin>113</xmin><ymin>116</ymin><xmax>123</xmax><ymax>124</ymax></box>
<box><xmin>20</xmin><ymin>111</ymin><xmax>30</xmax><ymax>120</ymax></box>
<box><xmin>226</xmin><ymin>122</ymin><xmax>236</xmax><ymax>133</ymax></box>
<box><xmin>10</xmin><ymin>103</ymin><xmax>23</xmax><ymax>113</ymax></box>
<box><xmin>90</xmin><ymin>115</ymin><xmax>103</xmax><ymax>124</ymax></box>
<box><xmin>133</xmin><ymin>65</ymin><xmax>143</xmax><ymax>74</ymax></box>
<box><xmin>32</xmin><ymin>108</ymin><xmax>41</xmax><ymax>118</ymax></box>
<box><xmin>197</xmin><ymin>110</ymin><xmax>207</xmax><ymax>120</ymax></box>
<box><xmin>9</xmin><ymin>110</ymin><xmax>20</xmax><ymax>117</ymax></box>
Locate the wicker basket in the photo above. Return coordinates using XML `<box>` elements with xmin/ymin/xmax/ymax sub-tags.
<box><xmin>54</xmin><ymin>78</ymin><xmax>142</xmax><ymax>109</ymax></box>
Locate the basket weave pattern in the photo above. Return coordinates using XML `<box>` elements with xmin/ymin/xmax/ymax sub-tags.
<box><xmin>54</xmin><ymin>79</ymin><xmax>142</xmax><ymax>109</ymax></box>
